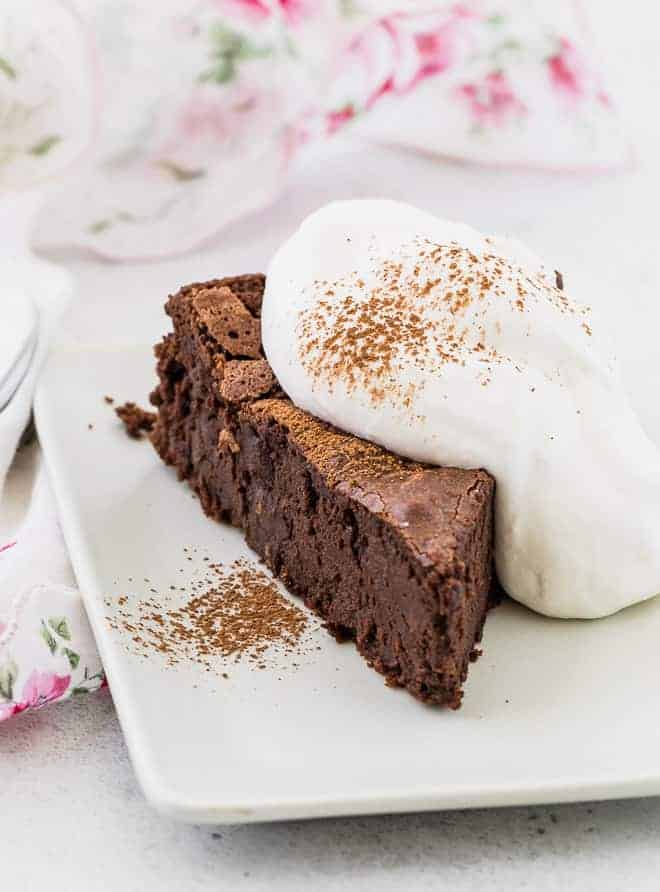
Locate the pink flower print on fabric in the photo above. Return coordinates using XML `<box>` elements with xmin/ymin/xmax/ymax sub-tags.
<box><xmin>15</xmin><ymin>670</ymin><xmax>71</xmax><ymax>714</ymax></box>
<box><xmin>548</xmin><ymin>37</ymin><xmax>585</xmax><ymax>97</ymax></box>
<box><xmin>178</xmin><ymin>90</ymin><xmax>231</xmax><ymax>144</ymax></box>
<box><xmin>0</xmin><ymin>671</ymin><xmax>71</xmax><ymax>721</ymax></box>
<box><xmin>217</xmin><ymin>0</ymin><xmax>312</xmax><ymax>26</ymax></box>
<box><xmin>322</xmin><ymin>7</ymin><xmax>472</xmax><ymax>136</ymax></box>
<box><xmin>326</xmin><ymin>104</ymin><xmax>356</xmax><ymax>134</ymax></box>
<box><xmin>150</xmin><ymin>83</ymin><xmax>274</xmax><ymax>178</ymax></box>
<box><xmin>350</xmin><ymin>10</ymin><xmax>466</xmax><ymax>107</ymax></box>
<box><xmin>212</xmin><ymin>0</ymin><xmax>270</xmax><ymax>22</ymax></box>
<box><xmin>411</xmin><ymin>3</ymin><xmax>477</xmax><ymax>87</ymax></box>
<box><xmin>458</xmin><ymin>70</ymin><xmax>527</xmax><ymax>126</ymax></box>
<box><xmin>278</xmin><ymin>0</ymin><xmax>313</xmax><ymax>26</ymax></box>
<box><xmin>547</xmin><ymin>36</ymin><xmax>611</xmax><ymax>106</ymax></box>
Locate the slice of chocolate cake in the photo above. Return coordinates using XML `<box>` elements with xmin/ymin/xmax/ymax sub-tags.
<box><xmin>150</xmin><ymin>274</ymin><xmax>496</xmax><ymax>708</ymax></box>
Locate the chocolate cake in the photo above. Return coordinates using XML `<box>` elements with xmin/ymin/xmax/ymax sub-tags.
<box><xmin>150</xmin><ymin>274</ymin><xmax>497</xmax><ymax>708</ymax></box>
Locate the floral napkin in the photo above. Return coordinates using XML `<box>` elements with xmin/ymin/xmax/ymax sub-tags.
<box><xmin>26</xmin><ymin>0</ymin><xmax>629</xmax><ymax>259</ymax></box>
<box><xmin>0</xmin><ymin>0</ymin><xmax>627</xmax><ymax>722</ymax></box>
<box><xmin>0</xmin><ymin>477</ymin><xmax>105</xmax><ymax>723</ymax></box>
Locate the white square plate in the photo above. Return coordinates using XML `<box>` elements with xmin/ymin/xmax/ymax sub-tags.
<box><xmin>35</xmin><ymin>344</ymin><xmax>660</xmax><ymax>824</ymax></box>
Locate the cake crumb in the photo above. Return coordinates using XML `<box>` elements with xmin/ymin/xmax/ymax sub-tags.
<box><xmin>115</xmin><ymin>401</ymin><xmax>156</xmax><ymax>439</ymax></box>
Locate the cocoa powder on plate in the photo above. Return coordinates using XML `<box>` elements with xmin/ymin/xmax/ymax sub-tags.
<box><xmin>105</xmin><ymin>557</ymin><xmax>313</xmax><ymax>673</ymax></box>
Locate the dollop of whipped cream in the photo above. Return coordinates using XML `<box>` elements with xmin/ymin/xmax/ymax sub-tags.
<box><xmin>262</xmin><ymin>200</ymin><xmax>660</xmax><ymax>618</ymax></box>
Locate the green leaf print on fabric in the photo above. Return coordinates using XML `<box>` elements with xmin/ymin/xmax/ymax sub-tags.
<box><xmin>0</xmin><ymin>661</ymin><xmax>18</xmax><ymax>701</ymax></box>
<box><xmin>71</xmin><ymin>668</ymin><xmax>105</xmax><ymax>695</ymax></box>
<box><xmin>339</xmin><ymin>0</ymin><xmax>361</xmax><ymax>18</ymax></box>
<box><xmin>88</xmin><ymin>219</ymin><xmax>112</xmax><ymax>234</ymax></box>
<box><xmin>28</xmin><ymin>135</ymin><xmax>61</xmax><ymax>156</ymax></box>
<box><xmin>40</xmin><ymin>620</ymin><xmax>58</xmax><ymax>655</ymax></box>
<box><xmin>48</xmin><ymin>616</ymin><xmax>72</xmax><ymax>640</ymax></box>
<box><xmin>199</xmin><ymin>23</ymin><xmax>272</xmax><ymax>85</ymax></box>
<box><xmin>156</xmin><ymin>160</ymin><xmax>206</xmax><ymax>181</ymax></box>
<box><xmin>0</xmin><ymin>56</ymin><xmax>17</xmax><ymax>80</ymax></box>
<box><xmin>62</xmin><ymin>648</ymin><xmax>80</xmax><ymax>670</ymax></box>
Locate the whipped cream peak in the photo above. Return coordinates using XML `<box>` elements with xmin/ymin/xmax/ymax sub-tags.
<box><xmin>263</xmin><ymin>200</ymin><xmax>660</xmax><ymax>619</ymax></box>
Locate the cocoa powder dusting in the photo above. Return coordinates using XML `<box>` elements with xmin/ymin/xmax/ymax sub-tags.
<box><xmin>296</xmin><ymin>237</ymin><xmax>592</xmax><ymax>407</ymax></box>
<box><xmin>246</xmin><ymin>398</ymin><xmax>416</xmax><ymax>487</ymax></box>
<box><xmin>105</xmin><ymin>556</ymin><xmax>314</xmax><ymax>673</ymax></box>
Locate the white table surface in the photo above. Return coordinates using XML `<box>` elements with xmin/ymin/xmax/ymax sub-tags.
<box><xmin>4</xmin><ymin>1</ymin><xmax>660</xmax><ymax>888</ymax></box>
